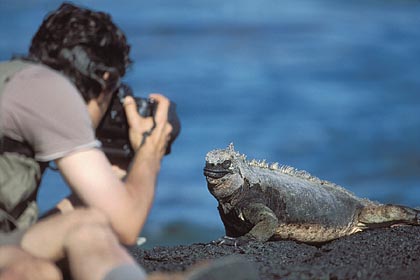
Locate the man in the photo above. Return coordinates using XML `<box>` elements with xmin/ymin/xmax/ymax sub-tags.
<box><xmin>0</xmin><ymin>3</ymin><xmax>172</xmax><ymax>279</ymax></box>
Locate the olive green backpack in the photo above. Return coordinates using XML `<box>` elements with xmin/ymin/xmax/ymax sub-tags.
<box><xmin>0</xmin><ymin>60</ymin><xmax>44</xmax><ymax>232</ymax></box>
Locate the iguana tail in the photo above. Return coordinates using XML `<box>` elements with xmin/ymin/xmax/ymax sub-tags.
<box><xmin>358</xmin><ymin>204</ymin><xmax>420</xmax><ymax>228</ymax></box>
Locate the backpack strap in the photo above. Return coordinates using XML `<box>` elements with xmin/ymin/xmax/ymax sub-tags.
<box><xmin>0</xmin><ymin>136</ymin><xmax>48</xmax><ymax>173</ymax></box>
<box><xmin>0</xmin><ymin>136</ymin><xmax>35</xmax><ymax>157</ymax></box>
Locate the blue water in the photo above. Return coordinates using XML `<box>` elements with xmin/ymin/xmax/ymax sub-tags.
<box><xmin>1</xmin><ymin>0</ymin><xmax>420</xmax><ymax>246</ymax></box>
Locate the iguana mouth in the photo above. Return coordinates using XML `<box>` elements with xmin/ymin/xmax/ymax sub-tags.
<box><xmin>204</xmin><ymin>160</ymin><xmax>233</xmax><ymax>179</ymax></box>
<box><xmin>203</xmin><ymin>168</ymin><xmax>230</xmax><ymax>179</ymax></box>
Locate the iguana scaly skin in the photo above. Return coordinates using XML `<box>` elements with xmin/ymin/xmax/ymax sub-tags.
<box><xmin>204</xmin><ymin>144</ymin><xmax>420</xmax><ymax>245</ymax></box>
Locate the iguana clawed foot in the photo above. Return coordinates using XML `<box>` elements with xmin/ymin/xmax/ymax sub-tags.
<box><xmin>213</xmin><ymin>235</ymin><xmax>255</xmax><ymax>247</ymax></box>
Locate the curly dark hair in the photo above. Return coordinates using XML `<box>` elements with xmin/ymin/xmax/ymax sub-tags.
<box><xmin>28</xmin><ymin>2</ymin><xmax>132</xmax><ymax>102</ymax></box>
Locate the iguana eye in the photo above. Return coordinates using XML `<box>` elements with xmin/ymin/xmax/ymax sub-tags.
<box><xmin>222</xmin><ymin>160</ymin><xmax>231</xmax><ymax>169</ymax></box>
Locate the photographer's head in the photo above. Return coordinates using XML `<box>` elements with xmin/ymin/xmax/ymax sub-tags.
<box><xmin>28</xmin><ymin>2</ymin><xmax>132</xmax><ymax>103</ymax></box>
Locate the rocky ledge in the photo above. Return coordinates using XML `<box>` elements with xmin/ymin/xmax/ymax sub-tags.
<box><xmin>130</xmin><ymin>226</ymin><xmax>420</xmax><ymax>280</ymax></box>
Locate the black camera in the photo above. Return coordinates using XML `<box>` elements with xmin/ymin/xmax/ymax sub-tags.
<box><xmin>96</xmin><ymin>83</ymin><xmax>180</xmax><ymax>165</ymax></box>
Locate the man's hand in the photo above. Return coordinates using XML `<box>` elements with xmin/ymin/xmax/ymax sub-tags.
<box><xmin>123</xmin><ymin>94</ymin><xmax>173</xmax><ymax>159</ymax></box>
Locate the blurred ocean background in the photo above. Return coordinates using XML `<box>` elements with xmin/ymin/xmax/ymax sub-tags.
<box><xmin>1</xmin><ymin>0</ymin><xmax>420</xmax><ymax>248</ymax></box>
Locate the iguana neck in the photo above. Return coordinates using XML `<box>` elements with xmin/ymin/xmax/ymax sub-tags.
<box><xmin>218</xmin><ymin>179</ymin><xmax>251</xmax><ymax>213</ymax></box>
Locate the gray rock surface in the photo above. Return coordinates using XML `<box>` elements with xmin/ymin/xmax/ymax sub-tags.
<box><xmin>131</xmin><ymin>226</ymin><xmax>420</xmax><ymax>279</ymax></box>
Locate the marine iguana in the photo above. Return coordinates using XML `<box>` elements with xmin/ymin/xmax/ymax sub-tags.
<box><xmin>204</xmin><ymin>144</ymin><xmax>420</xmax><ymax>245</ymax></box>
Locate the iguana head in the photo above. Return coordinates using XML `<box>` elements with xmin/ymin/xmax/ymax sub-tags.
<box><xmin>204</xmin><ymin>143</ymin><xmax>246</xmax><ymax>199</ymax></box>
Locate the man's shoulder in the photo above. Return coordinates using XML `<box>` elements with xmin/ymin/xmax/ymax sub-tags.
<box><xmin>0</xmin><ymin>60</ymin><xmax>60</xmax><ymax>79</ymax></box>
<box><xmin>4</xmin><ymin>61</ymin><xmax>80</xmax><ymax>103</ymax></box>
<box><xmin>14</xmin><ymin>62</ymin><xmax>71</xmax><ymax>85</ymax></box>
<box><xmin>1</xmin><ymin>61</ymin><xmax>95</xmax><ymax>162</ymax></box>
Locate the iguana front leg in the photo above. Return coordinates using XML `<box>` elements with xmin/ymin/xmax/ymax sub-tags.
<box><xmin>218</xmin><ymin>203</ymin><xmax>279</xmax><ymax>246</ymax></box>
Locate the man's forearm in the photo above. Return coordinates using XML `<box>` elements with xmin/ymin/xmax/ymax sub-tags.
<box><xmin>116</xmin><ymin>149</ymin><xmax>161</xmax><ymax>244</ymax></box>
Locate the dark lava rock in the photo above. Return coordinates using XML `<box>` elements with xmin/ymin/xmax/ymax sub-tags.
<box><xmin>130</xmin><ymin>226</ymin><xmax>420</xmax><ymax>280</ymax></box>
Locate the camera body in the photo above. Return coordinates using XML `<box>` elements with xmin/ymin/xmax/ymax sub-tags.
<box><xmin>96</xmin><ymin>84</ymin><xmax>180</xmax><ymax>165</ymax></box>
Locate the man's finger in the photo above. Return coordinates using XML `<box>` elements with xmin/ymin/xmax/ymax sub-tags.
<box><xmin>123</xmin><ymin>95</ymin><xmax>146</xmax><ymax>127</ymax></box>
<box><xmin>149</xmin><ymin>94</ymin><xmax>170</xmax><ymax>124</ymax></box>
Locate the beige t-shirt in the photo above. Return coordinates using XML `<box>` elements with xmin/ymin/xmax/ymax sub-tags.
<box><xmin>0</xmin><ymin>63</ymin><xmax>99</xmax><ymax>162</ymax></box>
